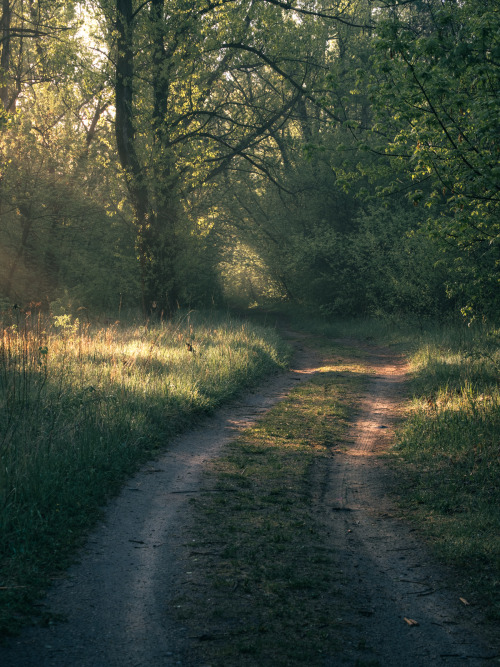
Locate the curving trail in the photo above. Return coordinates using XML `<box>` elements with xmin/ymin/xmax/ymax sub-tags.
<box><xmin>0</xmin><ymin>339</ymin><xmax>497</xmax><ymax>666</ymax></box>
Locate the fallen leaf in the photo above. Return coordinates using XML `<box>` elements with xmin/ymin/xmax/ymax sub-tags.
<box><xmin>404</xmin><ymin>617</ymin><xmax>419</xmax><ymax>626</ymax></box>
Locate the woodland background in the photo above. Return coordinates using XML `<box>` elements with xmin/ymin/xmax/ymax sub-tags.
<box><xmin>0</xmin><ymin>0</ymin><xmax>498</xmax><ymax>322</ymax></box>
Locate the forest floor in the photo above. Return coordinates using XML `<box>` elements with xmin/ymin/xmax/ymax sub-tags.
<box><xmin>0</xmin><ymin>330</ymin><xmax>498</xmax><ymax>666</ymax></box>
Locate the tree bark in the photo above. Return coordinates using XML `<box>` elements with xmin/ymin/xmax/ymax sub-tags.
<box><xmin>0</xmin><ymin>0</ymin><xmax>11</xmax><ymax>109</ymax></box>
<box><xmin>115</xmin><ymin>0</ymin><xmax>151</xmax><ymax>315</ymax></box>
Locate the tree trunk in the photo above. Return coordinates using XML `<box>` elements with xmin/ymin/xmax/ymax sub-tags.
<box><xmin>115</xmin><ymin>0</ymin><xmax>181</xmax><ymax>316</ymax></box>
<box><xmin>0</xmin><ymin>0</ymin><xmax>11</xmax><ymax>109</ymax></box>
<box><xmin>115</xmin><ymin>0</ymin><xmax>152</xmax><ymax>315</ymax></box>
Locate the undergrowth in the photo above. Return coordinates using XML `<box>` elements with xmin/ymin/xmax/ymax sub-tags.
<box><xmin>0</xmin><ymin>307</ymin><xmax>290</xmax><ymax>637</ymax></box>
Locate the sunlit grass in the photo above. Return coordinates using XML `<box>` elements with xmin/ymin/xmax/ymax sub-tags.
<box><xmin>0</xmin><ymin>308</ymin><xmax>290</xmax><ymax>636</ymax></box>
<box><xmin>391</xmin><ymin>325</ymin><xmax>500</xmax><ymax>621</ymax></box>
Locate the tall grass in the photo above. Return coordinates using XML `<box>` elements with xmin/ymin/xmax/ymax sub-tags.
<box><xmin>0</xmin><ymin>307</ymin><xmax>290</xmax><ymax>635</ymax></box>
<box><xmin>391</xmin><ymin>324</ymin><xmax>500</xmax><ymax>620</ymax></box>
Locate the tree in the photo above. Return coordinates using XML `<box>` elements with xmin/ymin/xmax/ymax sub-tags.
<box><xmin>0</xmin><ymin>3</ymin><xmax>139</xmax><ymax>310</ymax></box>
<box><xmin>0</xmin><ymin>0</ymin><xmax>77</xmax><ymax>112</ymax></box>
<box><xmin>367</xmin><ymin>0</ymin><xmax>500</xmax><ymax>317</ymax></box>
<box><xmin>210</xmin><ymin>0</ymin><xmax>379</xmax><ymax>310</ymax></box>
<box><xmin>107</xmin><ymin>0</ymin><xmax>354</xmax><ymax>313</ymax></box>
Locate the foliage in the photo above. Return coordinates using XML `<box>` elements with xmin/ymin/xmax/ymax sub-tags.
<box><xmin>0</xmin><ymin>2</ymin><xmax>139</xmax><ymax>311</ymax></box>
<box><xmin>103</xmin><ymin>0</ymin><xmax>338</xmax><ymax>313</ymax></box>
<box><xmin>0</xmin><ymin>0</ymin><xmax>79</xmax><ymax>112</ymax></box>
<box><xmin>0</xmin><ymin>103</ymin><xmax>138</xmax><ymax>310</ymax></box>
<box><xmin>368</xmin><ymin>0</ymin><xmax>500</xmax><ymax>318</ymax></box>
<box><xmin>0</xmin><ymin>0</ymin><xmax>499</xmax><ymax>322</ymax></box>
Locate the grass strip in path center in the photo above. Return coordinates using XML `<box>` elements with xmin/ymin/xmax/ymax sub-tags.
<box><xmin>173</xmin><ymin>340</ymin><xmax>369</xmax><ymax>666</ymax></box>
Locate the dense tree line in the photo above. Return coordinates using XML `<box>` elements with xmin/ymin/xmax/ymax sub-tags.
<box><xmin>0</xmin><ymin>0</ymin><xmax>498</xmax><ymax>321</ymax></box>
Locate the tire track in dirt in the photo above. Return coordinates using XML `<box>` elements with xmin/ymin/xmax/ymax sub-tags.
<box><xmin>319</xmin><ymin>348</ymin><xmax>497</xmax><ymax>666</ymax></box>
<box><xmin>0</xmin><ymin>339</ymin><xmax>321</xmax><ymax>667</ymax></box>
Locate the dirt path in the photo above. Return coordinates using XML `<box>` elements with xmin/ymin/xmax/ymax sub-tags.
<box><xmin>0</xmin><ymin>340</ymin><xmax>496</xmax><ymax>665</ymax></box>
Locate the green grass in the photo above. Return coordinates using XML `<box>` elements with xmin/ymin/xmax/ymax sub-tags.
<box><xmin>0</xmin><ymin>308</ymin><xmax>291</xmax><ymax>637</ymax></box>
<box><xmin>389</xmin><ymin>324</ymin><xmax>500</xmax><ymax>620</ymax></box>
<box><xmin>175</xmin><ymin>341</ymin><xmax>369</xmax><ymax>666</ymax></box>
<box><xmin>249</xmin><ymin>308</ymin><xmax>500</xmax><ymax>626</ymax></box>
